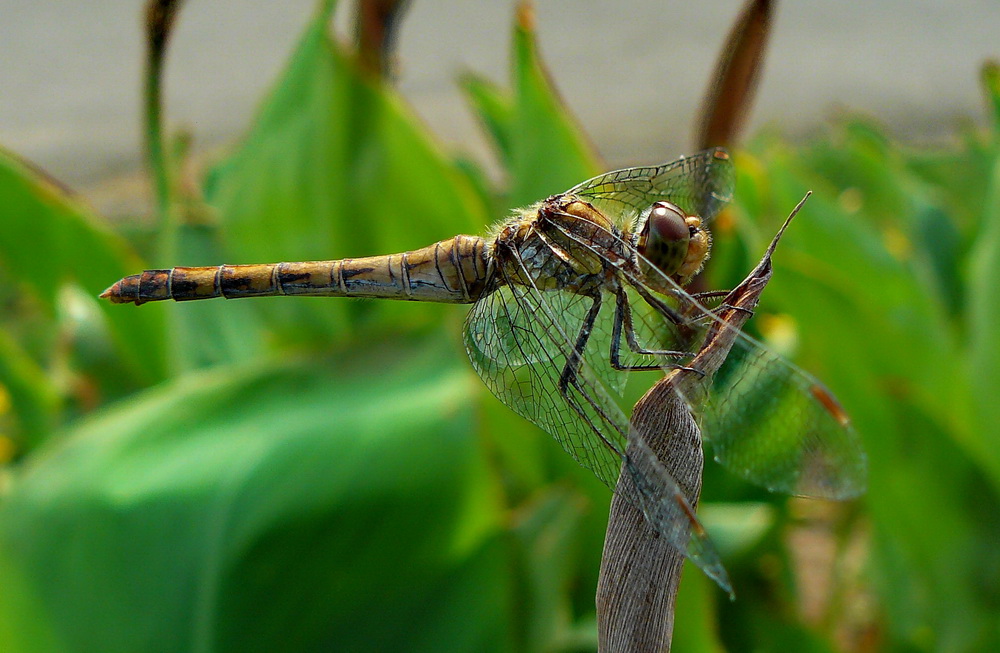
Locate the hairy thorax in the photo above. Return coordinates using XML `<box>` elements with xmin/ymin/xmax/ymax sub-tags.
<box><xmin>492</xmin><ymin>197</ymin><xmax>632</xmax><ymax>295</ymax></box>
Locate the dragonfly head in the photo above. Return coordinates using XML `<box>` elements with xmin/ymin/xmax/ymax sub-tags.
<box><xmin>637</xmin><ymin>201</ymin><xmax>712</xmax><ymax>287</ymax></box>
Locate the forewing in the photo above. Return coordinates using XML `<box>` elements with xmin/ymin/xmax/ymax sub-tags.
<box><xmin>566</xmin><ymin>147</ymin><xmax>735</xmax><ymax>229</ymax></box>
<box><xmin>463</xmin><ymin>278</ymin><xmax>730</xmax><ymax>590</ymax></box>
<box><xmin>694</xmin><ymin>336</ymin><xmax>868</xmax><ymax>500</ymax></box>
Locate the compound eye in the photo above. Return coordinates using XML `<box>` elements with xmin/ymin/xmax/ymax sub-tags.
<box><xmin>646</xmin><ymin>202</ymin><xmax>688</xmax><ymax>243</ymax></box>
<box><xmin>638</xmin><ymin>201</ymin><xmax>691</xmax><ymax>278</ymax></box>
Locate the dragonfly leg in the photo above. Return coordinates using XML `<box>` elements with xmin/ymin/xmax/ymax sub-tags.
<box><xmin>715</xmin><ymin>300</ymin><xmax>753</xmax><ymax>317</ymax></box>
<box><xmin>631</xmin><ymin>283</ymin><xmax>686</xmax><ymax>325</ymax></box>
<box><xmin>696</xmin><ymin>297</ymin><xmax>754</xmax><ymax>319</ymax></box>
<box><xmin>714</xmin><ymin>304</ymin><xmax>754</xmax><ymax>317</ymax></box>
<box><xmin>557</xmin><ymin>293</ymin><xmax>604</xmax><ymax>394</ymax></box>
<box><xmin>610</xmin><ymin>286</ymin><xmax>702</xmax><ymax>374</ymax></box>
<box><xmin>694</xmin><ymin>288</ymin><xmax>757</xmax><ymax>316</ymax></box>
<box><xmin>663</xmin><ymin>288</ymin><xmax>754</xmax><ymax>326</ymax></box>
<box><xmin>552</xmin><ymin>293</ymin><xmax>631</xmax><ymax>458</ymax></box>
<box><xmin>690</xmin><ymin>289</ymin><xmax>729</xmax><ymax>300</ymax></box>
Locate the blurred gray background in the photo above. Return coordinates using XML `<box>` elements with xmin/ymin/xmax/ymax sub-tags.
<box><xmin>1</xmin><ymin>0</ymin><xmax>997</xmax><ymax>213</ymax></box>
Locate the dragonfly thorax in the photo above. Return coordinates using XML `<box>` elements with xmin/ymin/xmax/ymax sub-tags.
<box><xmin>493</xmin><ymin>197</ymin><xmax>630</xmax><ymax>295</ymax></box>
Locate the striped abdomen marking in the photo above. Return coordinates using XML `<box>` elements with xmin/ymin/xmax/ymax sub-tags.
<box><xmin>100</xmin><ymin>235</ymin><xmax>492</xmax><ymax>306</ymax></box>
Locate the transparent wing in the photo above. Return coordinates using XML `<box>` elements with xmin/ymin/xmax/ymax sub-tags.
<box><xmin>463</xmin><ymin>273</ymin><xmax>732</xmax><ymax>592</ymax></box>
<box><xmin>695</xmin><ymin>341</ymin><xmax>867</xmax><ymax>499</ymax></box>
<box><xmin>565</xmin><ymin>147</ymin><xmax>735</xmax><ymax>229</ymax></box>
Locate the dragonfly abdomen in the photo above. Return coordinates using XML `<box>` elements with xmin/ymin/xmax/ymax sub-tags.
<box><xmin>100</xmin><ymin>235</ymin><xmax>491</xmax><ymax>305</ymax></box>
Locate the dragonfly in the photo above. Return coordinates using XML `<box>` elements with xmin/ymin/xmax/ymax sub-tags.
<box><xmin>102</xmin><ymin>147</ymin><xmax>866</xmax><ymax>594</ymax></box>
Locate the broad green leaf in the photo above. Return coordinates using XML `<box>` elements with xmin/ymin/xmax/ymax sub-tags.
<box><xmin>459</xmin><ymin>5</ymin><xmax>600</xmax><ymax>210</ymax></box>
<box><xmin>204</xmin><ymin>2</ymin><xmax>489</xmax><ymax>348</ymax></box>
<box><xmin>506</xmin><ymin>3</ymin><xmax>600</xmax><ymax>207</ymax></box>
<box><xmin>756</xmin><ymin>146</ymin><xmax>959</xmax><ymax>429</ymax></box>
<box><xmin>0</xmin><ymin>148</ymin><xmax>167</xmax><ymax>385</ymax></box>
<box><xmin>0</xmin><ymin>551</ymin><xmax>63</xmax><ymax>653</ymax></box>
<box><xmin>867</xmin><ymin>429</ymin><xmax>997</xmax><ymax>651</ymax></box>
<box><xmin>459</xmin><ymin>72</ymin><xmax>516</xmax><ymax>170</ymax></box>
<box><xmin>806</xmin><ymin>123</ymin><xmax>971</xmax><ymax>325</ymax></box>
<box><xmin>739</xmin><ymin>611</ymin><xmax>837</xmax><ymax>653</ymax></box>
<box><xmin>699</xmin><ymin>503</ymin><xmax>776</xmax><ymax>559</ymax></box>
<box><xmin>144</xmin><ymin>126</ymin><xmax>268</xmax><ymax>374</ymax></box>
<box><xmin>907</xmin><ymin>145</ymin><xmax>996</xmax><ymax>240</ymax></box>
<box><xmin>966</xmin><ymin>156</ymin><xmax>1000</xmax><ymax>486</ymax></box>
<box><xmin>0</xmin><ymin>329</ymin><xmax>60</xmax><ymax>449</ymax></box>
<box><xmin>0</xmin><ymin>338</ymin><xmax>518</xmax><ymax>653</ymax></box>
<box><xmin>909</xmin><ymin>200</ymin><xmax>964</xmax><ymax>317</ymax></box>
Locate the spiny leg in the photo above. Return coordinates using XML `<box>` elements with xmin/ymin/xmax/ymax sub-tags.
<box><xmin>638</xmin><ymin>283</ymin><xmax>752</xmax><ymax>352</ymax></box>
<box><xmin>545</xmin><ymin>292</ymin><xmax>628</xmax><ymax>460</ymax></box>
<box><xmin>683</xmin><ymin>289</ymin><xmax>754</xmax><ymax>320</ymax></box>
<box><xmin>710</xmin><ymin>285</ymin><xmax>758</xmax><ymax>317</ymax></box>
<box><xmin>631</xmin><ymin>283</ymin><xmax>686</xmax><ymax>325</ymax></box>
<box><xmin>557</xmin><ymin>293</ymin><xmax>603</xmax><ymax>395</ymax></box>
<box><xmin>690</xmin><ymin>289</ymin><xmax>730</xmax><ymax>302</ymax></box>
<box><xmin>554</xmin><ymin>293</ymin><xmax>628</xmax><ymax>442</ymax></box>
<box><xmin>610</xmin><ymin>285</ymin><xmax>701</xmax><ymax>373</ymax></box>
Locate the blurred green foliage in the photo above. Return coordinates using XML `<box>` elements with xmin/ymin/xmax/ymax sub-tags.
<box><xmin>1</xmin><ymin>2</ymin><xmax>999</xmax><ymax>651</ymax></box>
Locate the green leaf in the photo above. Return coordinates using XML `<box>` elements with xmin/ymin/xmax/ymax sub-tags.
<box><xmin>753</xmin><ymin>145</ymin><xmax>959</xmax><ymax>433</ymax></box>
<box><xmin>0</xmin><ymin>337</ymin><xmax>518</xmax><ymax>652</ymax></box>
<box><xmin>458</xmin><ymin>6</ymin><xmax>600</xmax><ymax>209</ymax></box>
<box><xmin>699</xmin><ymin>502</ymin><xmax>776</xmax><ymax>559</ymax></box>
<box><xmin>0</xmin><ymin>148</ymin><xmax>167</xmax><ymax>385</ymax></box>
<box><xmin>459</xmin><ymin>72</ymin><xmax>516</xmax><ymax>170</ymax></box>
<box><xmin>0</xmin><ymin>329</ymin><xmax>60</xmax><ymax>449</ymax></box>
<box><xmin>203</xmin><ymin>4</ymin><xmax>489</xmax><ymax>348</ymax></box>
<box><xmin>966</xmin><ymin>156</ymin><xmax>1000</xmax><ymax>486</ymax></box>
<box><xmin>506</xmin><ymin>4</ymin><xmax>600</xmax><ymax>207</ymax></box>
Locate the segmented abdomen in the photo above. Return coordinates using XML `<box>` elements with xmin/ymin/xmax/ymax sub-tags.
<box><xmin>101</xmin><ymin>235</ymin><xmax>491</xmax><ymax>306</ymax></box>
